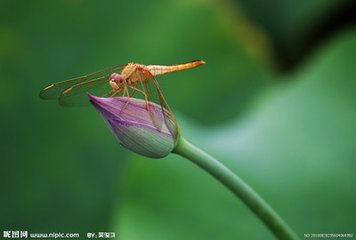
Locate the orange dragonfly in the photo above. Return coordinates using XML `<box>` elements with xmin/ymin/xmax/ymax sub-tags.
<box><xmin>40</xmin><ymin>60</ymin><xmax>205</xmax><ymax>134</ymax></box>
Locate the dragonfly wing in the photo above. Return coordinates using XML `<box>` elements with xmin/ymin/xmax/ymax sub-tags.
<box><xmin>58</xmin><ymin>75</ymin><xmax>113</xmax><ymax>106</ymax></box>
<box><xmin>39</xmin><ymin>64</ymin><xmax>125</xmax><ymax>100</ymax></box>
<box><xmin>141</xmin><ymin>80</ymin><xmax>163</xmax><ymax>131</ymax></box>
<box><xmin>149</xmin><ymin>76</ymin><xmax>178</xmax><ymax>139</ymax></box>
<box><xmin>40</xmin><ymin>76</ymin><xmax>88</xmax><ymax>100</ymax></box>
<box><xmin>141</xmin><ymin>75</ymin><xmax>178</xmax><ymax>138</ymax></box>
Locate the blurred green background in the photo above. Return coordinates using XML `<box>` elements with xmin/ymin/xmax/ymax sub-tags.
<box><xmin>1</xmin><ymin>0</ymin><xmax>355</xmax><ymax>239</ymax></box>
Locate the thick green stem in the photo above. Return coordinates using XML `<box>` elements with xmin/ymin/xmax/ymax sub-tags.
<box><xmin>172</xmin><ymin>136</ymin><xmax>299</xmax><ymax>240</ymax></box>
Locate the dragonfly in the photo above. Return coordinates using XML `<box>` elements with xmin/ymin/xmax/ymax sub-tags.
<box><xmin>40</xmin><ymin>60</ymin><xmax>205</xmax><ymax>134</ymax></box>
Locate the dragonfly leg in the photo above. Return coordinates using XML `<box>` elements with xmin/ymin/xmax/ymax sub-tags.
<box><xmin>130</xmin><ymin>85</ymin><xmax>151</xmax><ymax>112</ymax></box>
<box><xmin>122</xmin><ymin>85</ymin><xmax>137</xmax><ymax>109</ymax></box>
<box><xmin>138</xmin><ymin>80</ymin><xmax>151</xmax><ymax>111</ymax></box>
<box><xmin>120</xmin><ymin>85</ymin><xmax>128</xmax><ymax>97</ymax></box>
<box><xmin>120</xmin><ymin>84</ymin><xmax>137</xmax><ymax>113</ymax></box>
<box><xmin>129</xmin><ymin>85</ymin><xmax>146</xmax><ymax>98</ymax></box>
<box><xmin>128</xmin><ymin>83</ymin><xmax>137</xmax><ymax>96</ymax></box>
<box><xmin>106</xmin><ymin>87</ymin><xmax>122</xmax><ymax>97</ymax></box>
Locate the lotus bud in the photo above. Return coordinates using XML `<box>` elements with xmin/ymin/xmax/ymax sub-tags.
<box><xmin>89</xmin><ymin>94</ymin><xmax>179</xmax><ymax>158</ymax></box>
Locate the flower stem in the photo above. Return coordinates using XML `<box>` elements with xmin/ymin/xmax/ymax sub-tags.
<box><xmin>172</xmin><ymin>136</ymin><xmax>299</xmax><ymax>240</ymax></box>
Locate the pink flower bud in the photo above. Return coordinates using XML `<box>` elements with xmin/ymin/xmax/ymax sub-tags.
<box><xmin>89</xmin><ymin>94</ymin><xmax>179</xmax><ymax>158</ymax></box>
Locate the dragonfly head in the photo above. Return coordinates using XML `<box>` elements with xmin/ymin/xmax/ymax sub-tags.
<box><xmin>109</xmin><ymin>73</ymin><xmax>125</xmax><ymax>89</ymax></box>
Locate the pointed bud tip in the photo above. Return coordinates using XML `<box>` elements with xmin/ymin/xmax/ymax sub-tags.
<box><xmin>88</xmin><ymin>93</ymin><xmax>101</xmax><ymax>103</ymax></box>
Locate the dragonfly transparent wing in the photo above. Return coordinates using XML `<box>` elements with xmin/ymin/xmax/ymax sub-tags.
<box><xmin>39</xmin><ymin>64</ymin><xmax>125</xmax><ymax>106</ymax></box>
<box><xmin>59</xmin><ymin>76</ymin><xmax>113</xmax><ymax>106</ymax></box>
<box><xmin>140</xmin><ymin>74</ymin><xmax>178</xmax><ymax>139</ymax></box>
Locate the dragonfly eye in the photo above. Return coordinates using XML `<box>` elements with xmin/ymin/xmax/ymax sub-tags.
<box><xmin>110</xmin><ymin>73</ymin><xmax>124</xmax><ymax>84</ymax></box>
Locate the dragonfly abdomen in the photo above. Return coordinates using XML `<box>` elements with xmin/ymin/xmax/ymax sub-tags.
<box><xmin>147</xmin><ymin>60</ymin><xmax>205</xmax><ymax>76</ymax></box>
